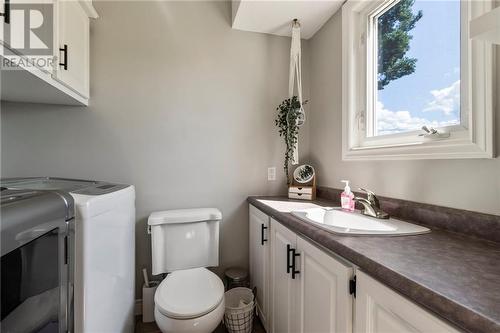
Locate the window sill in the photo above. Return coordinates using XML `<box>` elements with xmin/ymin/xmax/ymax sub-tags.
<box><xmin>342</xmin><ymin>139</ymin><xmax>495</xmax><ymax>160</ymax></box>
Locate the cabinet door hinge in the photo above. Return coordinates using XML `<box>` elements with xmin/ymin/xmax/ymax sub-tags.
<box><xmin>349</xmin><ymin>275</ymin><xmax>356</xmax><ymax>298</ymax></box>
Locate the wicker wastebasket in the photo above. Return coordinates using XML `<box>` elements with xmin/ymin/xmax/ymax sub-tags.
<box><xmin>223</xmin><ymin>287</ymin><xmax>255</xmax><ymax>333</ymax></box>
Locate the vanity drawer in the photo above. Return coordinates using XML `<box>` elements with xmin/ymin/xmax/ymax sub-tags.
<box><xmin>288</xmin><ymin>192</ymin><xmax>313</xmax><ymax>200</ymax></box>
<box><xmin>288</xmin><ymin>186</ymin><xmax>313</xmax><ymax>194</ymax></box>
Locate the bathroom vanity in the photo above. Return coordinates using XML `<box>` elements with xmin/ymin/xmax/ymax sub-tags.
<box><xmin>248</xmin><ymin>194</ymin><xmax>500</xmax><ymax>333</ymax></box>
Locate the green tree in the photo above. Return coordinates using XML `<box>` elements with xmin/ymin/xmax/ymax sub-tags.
<box><xmin>378</xmin><ymin>0</ymin><xmax>422</xmax><ymax>90</ymax></box>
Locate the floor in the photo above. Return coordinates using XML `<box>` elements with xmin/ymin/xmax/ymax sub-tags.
<box><xmin>135</xmin><ymin>316</ymin><xmax>266</xmax><ymax>333</ymax></box>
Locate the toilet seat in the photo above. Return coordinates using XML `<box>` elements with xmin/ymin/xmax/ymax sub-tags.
<box><xmin>155</xmin><ymin>267</ymin><xmax>224</xmax><ymax>319</ymax></box>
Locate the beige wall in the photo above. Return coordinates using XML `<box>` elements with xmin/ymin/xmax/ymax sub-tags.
<box><xmin>0</xmin><ymin>1</ymin><xmax>310</xmax><ymax>296</ymax></box>
<box><xmin>308</xmin><ymin>10</ymin><xmax>500</xmax><ymax>215</ymax></box>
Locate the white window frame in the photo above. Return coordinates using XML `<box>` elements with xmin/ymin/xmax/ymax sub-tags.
<box><xmin>342</xmin><ymin>0</ymin><xmax>496</xmax><ymax>160</ymax></box>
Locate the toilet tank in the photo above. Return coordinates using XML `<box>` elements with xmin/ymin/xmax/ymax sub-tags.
<box><xmin>148</xmin><ymin>208</ymin><xmax>221</xmax><ymax>275</ymax></box>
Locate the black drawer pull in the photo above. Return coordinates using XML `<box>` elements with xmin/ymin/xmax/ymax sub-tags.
<box><xmin>64</xmin><ymin>235</ymin><xmax>68</xmax><ymax>265</ymax></box>
<box><xmin>286</xmin><ymin>244</ymin><xmax>293</xmax><ymax>273</ymax></box>
<box><xmin>59</xmin><ymin>44</ymin><xmax>68</xmax><ymax>70</ymax></box>
<box><xmin>261</xmin><ymin>224</ymin><xmax>268</xmax><ymax>245</ymax></box>
<box><xmin>1</xmin><ymin>0</ymin><xmax>10</xmax><ymax>24</ymax></box>
<box><xmin>291</xmin><ymin>248</ymin><xmax>300</xmax><ymax>279</ymax></box>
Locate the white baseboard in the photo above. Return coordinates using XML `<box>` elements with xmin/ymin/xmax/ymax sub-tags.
<box><xmin>135</xmin><ymin>299</ymin><xmax>142</xmax><ymax>316</ymax></box>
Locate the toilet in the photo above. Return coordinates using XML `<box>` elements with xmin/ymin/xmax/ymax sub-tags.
<box><xmin>148</xmin><ymin>208</ymin><xmax>225</xmax><ymax>333</ymax></box>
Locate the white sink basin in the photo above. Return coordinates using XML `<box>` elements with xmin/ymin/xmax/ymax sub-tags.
<box><xmin>291</xmin><ymin>208</ymin><xmax>430</xmax><ymax>236</ymax></box>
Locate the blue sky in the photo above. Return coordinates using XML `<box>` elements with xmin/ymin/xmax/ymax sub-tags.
<box><xmin>376</xmin><ymin>0</ymin><xmax>461</xmax><ymax>135</ymax></box>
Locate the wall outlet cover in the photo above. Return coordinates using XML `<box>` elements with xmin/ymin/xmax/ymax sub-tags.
<box><xmin>268</xmin><ymin>167</ymin><xmax>276</xmax><ymax>181</ymax></box>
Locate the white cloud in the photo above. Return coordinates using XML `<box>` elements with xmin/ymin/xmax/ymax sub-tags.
<box><xmin>423</xmin><ymin>80</ymin><xmax>460</xmax><ymax>115</ymax></box>
<box><xmin>377</xmin><ymin>101</ymin><xmax>459</xmax><ymax>136</ymax></box>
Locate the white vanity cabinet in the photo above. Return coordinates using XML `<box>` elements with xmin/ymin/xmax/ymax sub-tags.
<box><xmin>249</xmin><ymin>204</ymin><xmax>461</xmax><ymax>333</ymax></box>
<box><xmin>270</xmin><ymin>218</ymin><xmax>297</xmax><ymax>333</ymax></box>
<box><xmin>269</xmin><ymin>215</ymin><xmax>353</xmax><ymax>333</ymax></box>
<box><xmin>295</xmin><ymin>236</ymin><xmax>353</xmax><ymax>333</ymax></box>
<box><xmin>249</xmin><ymin>205</ymin><xmax>271</xmax><ymax>331</ymax></box>
<box><xmin>354</xmin><ymin>271</ymin><xmax>459</xmax><ymax>333</ymax></box>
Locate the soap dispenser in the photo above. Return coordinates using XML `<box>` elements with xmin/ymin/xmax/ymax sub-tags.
<box><xmin>340</xmin><ymin>180</ymin><xmax>355</xmax><ymax>212</ymax></box>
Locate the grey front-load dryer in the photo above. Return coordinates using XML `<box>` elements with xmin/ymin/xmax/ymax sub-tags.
<box><xmin>1</xmin><ymin>177</ymin><xmax>136</xmax><ymax>333</ymax></box>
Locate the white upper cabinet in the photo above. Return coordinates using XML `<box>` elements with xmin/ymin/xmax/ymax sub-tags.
<box><xmin>1</xmin><ymin>0</ymin><xmax>98</xmax><ymax>105</ymax></box>
<box><xmin>248</xmin><ymin>205</ymin><xmax>271</xmax><ymax>332</ymax></box>
<box><xmin>54</xmin><ymin>0</ymin><xmax>90</xmax><ymax>98</ymax></box>
<box><xmin>354</xmin><ymin>271</ymin><xmax>460</xmax><ymax>333</ymax></box>
<box><xmin>1</xmin><ymin>0</ymin><xmax>54</xmax><ymax>68</ymax></box>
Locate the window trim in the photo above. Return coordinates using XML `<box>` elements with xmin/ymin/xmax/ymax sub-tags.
<box><xmin>342</xmin><ymin>0</ymin><xmax>495</xmax><ymax>160</ymax></box>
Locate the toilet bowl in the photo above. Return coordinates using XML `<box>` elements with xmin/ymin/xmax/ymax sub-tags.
<box><xmin>154</xmin><ymin>267</ymin><xmax>225</xmax><ymax>333</ymax></box>
<box><xmin>148</xmin><ymin>208</ymin><xmax>224</xmax><ymax>333</ymax></box>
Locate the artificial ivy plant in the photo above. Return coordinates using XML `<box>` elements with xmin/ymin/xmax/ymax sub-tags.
<box><xmin>275</xmin><ymin>96</ymin><xmax>308</xmax><ymax>185</ymax></box>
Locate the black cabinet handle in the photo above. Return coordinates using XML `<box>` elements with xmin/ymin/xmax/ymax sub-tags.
<box><xmin>291</xmin><ymin>248</ymin><xmax>301</xmax><ymax>279</ymax></box>
<box><xmin>1</xmin><ymin>0</ymin><xmax>10</xmax><ymax>24</ymax></box>
<box><xmin>59</xmin><ymin>44</ymin><xmax>68</xmax><ymax>70</ymax></box>
<box><xmin>64</xmin><ymin>235</ymin><xmax>68</xmax><ymax>265</ymax></box>
<box><xmin>286</xmin><ymin>244</ymin><xmax>293</xmax><ymax>273</ymax></box>
<box><xmin>261</xmin><ymin>224</ymin><xmax>268</xmax><ymax>245</ymax></box>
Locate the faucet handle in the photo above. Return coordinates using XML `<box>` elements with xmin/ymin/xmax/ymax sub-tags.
<box><xmin>354</xmin><ymin>197</ymin><xmax>377</xmax><ymax>218</ymax></box>
<box><xmin>354</xmin><ymin>196</ymin><xmax>390</xmax><ymax>219</ymax></box>
<box><xmin>353</xmin><ymin>196</ymin><xmax>371</xmax><ymax>206</ymax></box>
<box><xmin>358</xmin><ymin>187</ymin><xmax>380</xmax><ymax>208</ymax></box>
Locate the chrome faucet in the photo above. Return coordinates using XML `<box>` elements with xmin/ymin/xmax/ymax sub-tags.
<box><xmin>354</xmin><ymin>188</ymin><xmax>390</xmax><ymax>219</ymax></box>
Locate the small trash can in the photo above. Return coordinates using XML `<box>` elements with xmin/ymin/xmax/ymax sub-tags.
<box><xmin>224</xmin><ymin>287</ymin><xmax>255</xmax><ymax>333</ymax></box>
<box><xmin>224</xmin><ymin>267</ymin><xmax>249</xmax><ymax>290</ymax></box>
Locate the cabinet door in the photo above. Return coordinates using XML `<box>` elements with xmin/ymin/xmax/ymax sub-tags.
<box><xmin>249</xmin><ymin>205</ymin><xmax>271</xmax><ymax>331</ymax></box>
<box><xmin>55</xmin><ymin>0</ymin><xmax>89</xmax><ymax>97</ymax></box>
<box><xmin>270</xmin><ymin>219</ymin><xmax>297</xmax><ymax>333</ymax></box>
<box><xmin>1</xmin><ymin>0</ymin><xmax>19</xmax><ymax>53</ymax></box>
<box><xmin>1</xmin><ymin>0</ymin><xmax>53</xmax><ymax>58</ymax></box>
<box><xmin>296</xmin><ymin>236</ymin><xmax>353</xmax><ymax>333</ymax></box>
<box><xmin>355</xmin><ymin>271</ymin><xmax>459</xmax><ymax>333</ymax></box>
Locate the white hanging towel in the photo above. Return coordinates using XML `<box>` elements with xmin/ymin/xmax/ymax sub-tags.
<box><xmin>288</xmin><ymin>20</ymin><xmax>305</xmax><ymax>165</ymax></box>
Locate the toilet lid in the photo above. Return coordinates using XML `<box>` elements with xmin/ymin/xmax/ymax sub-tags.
<box><xmin>155</xmin><ymin>267</ymin><xmax>224</xmax><ymax>319</ymax></box>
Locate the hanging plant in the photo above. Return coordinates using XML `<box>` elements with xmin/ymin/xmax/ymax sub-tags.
<box><xmin>275</xmin><ymin>96</ymin><xmax>308</xmax><ymax>186</ymax></box>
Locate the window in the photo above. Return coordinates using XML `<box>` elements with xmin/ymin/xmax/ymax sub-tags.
<box><xmin>342</xmin><ymin>0</ymin><xmax>495</xmax><ymax>160</ymax></box>
<box><xmin>374</xmin><ymin>0</ymin><xmax>461</xmax><ymax>136</ymax></box>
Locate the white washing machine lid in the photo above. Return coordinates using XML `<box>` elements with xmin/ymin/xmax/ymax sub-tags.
<box><xmin>155</xmin><ymin>267</ymin><xmax>224</xmax><ymax>319</ymax></box>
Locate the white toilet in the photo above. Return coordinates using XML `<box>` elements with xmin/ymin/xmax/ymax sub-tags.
<box><xmin>148</xmin><ymin>208</ymin><xmax>225</xmax><ymax>333</ymax></box>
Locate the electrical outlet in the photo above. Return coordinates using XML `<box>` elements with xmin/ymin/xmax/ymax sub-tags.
<box><xmin>267</xmin><ymin>167</ymin><xmax>276</xmax><ymax>181</ymax></box>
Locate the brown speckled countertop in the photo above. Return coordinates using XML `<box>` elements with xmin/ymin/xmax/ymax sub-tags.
<box><xmin>247</xmin><ymin>196</ymin><xmax>500</xmax><ymax>333</ymax></box>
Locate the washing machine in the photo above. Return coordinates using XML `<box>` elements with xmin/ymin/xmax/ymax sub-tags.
<box><xmin>1</xmin><ymin>177</ymin><xmax>136</xmax><ymax>333</ymax></box>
